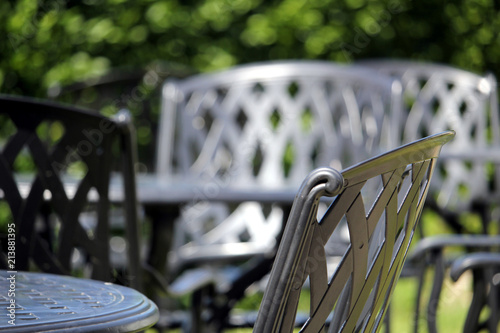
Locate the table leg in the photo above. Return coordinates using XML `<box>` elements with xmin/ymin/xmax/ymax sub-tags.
<box><xmin>143</xmin><ymin>206</ymin><xmax>179</xmax><ymax>298</ymax></box>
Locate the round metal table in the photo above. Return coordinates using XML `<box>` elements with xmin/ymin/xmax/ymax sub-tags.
<box><xmin>0</xmin><ymin>271</ymin><xmax>159</xmax><ymax>332</ymax></box>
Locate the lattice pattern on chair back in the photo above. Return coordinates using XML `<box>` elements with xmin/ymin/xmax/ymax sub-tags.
<box><xmin>254</xmin><ymin>131</ymin><xmax>454</xmax><ymax>333</ymax></box>
<box><xmin>360</xmin><ymin>60</ymin><xmax>499</xmax><ymax>210</ymax></box>
<box><xmin>48</xmin><ymin>61</ymin><xmax>194</xmax><ymax>173</ymax></box>
<box><xmin>0</xmin><ymin>96</ymin><xmax>141</xmax><ymax>289</ymax></box>
<box><xmin>158</xmin><ymin>60</ymin><xmax>402</xmax><ymax>186</ymax></box>
<box><xmin>156</xmin><ymin>61</ymin><xmax>403</xmax><ymax>280</ymax></box>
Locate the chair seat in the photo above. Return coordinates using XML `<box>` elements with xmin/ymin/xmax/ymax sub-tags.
<box><xmin>169</xmin><ymin>266</ymin><xmax>242</xmax><ymax>296</ymax></box>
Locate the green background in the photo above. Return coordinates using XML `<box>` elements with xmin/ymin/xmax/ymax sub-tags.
<box><xmin>1</xmin><ymin>0</ymin><xmax>499</xmax><ymax>97</ymax></box>
<box><xmin>2</xmin><ymin>0</ymin><xmax>499</xmax><ymax>174</ymax></box>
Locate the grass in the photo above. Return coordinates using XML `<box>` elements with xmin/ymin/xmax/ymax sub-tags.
<box><xmin>151</xmin><ymin>273</ymin><xmax>474</xmax><ymax>333</ymax></box>
<box><xmin>388</xmin><ymin>272</ymin><xmax>472</xmax><ymax>332</ymax></box>
<box><xmin>224</xmin><ymin>272</ymin><xmax>474</xmax><ymax>333</ymax></box>
<box><xmin>385</xmin><ymin>209</ymin><xmax>475</xmax><ymax>332</ymax></box>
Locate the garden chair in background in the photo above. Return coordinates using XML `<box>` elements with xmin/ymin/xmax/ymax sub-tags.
<box><xmin>154</xmin><ymin>60</ymin><xmax>404</xmax><ymax>331</ymax></box>
<box><xmin>450</xmin><ymin>251</ymin><xmax>500</xmax><ymax>333</ymax></box>
<box><xmin>359</xmin><ymin>59</ymin><xmax>500</xmax><ymax>234</ymax></box>
<box><xmin>254</xmin><ymin>131</ymin><xmax>454</xmax><ymax>332</ymax></box>
<box><xmin>359</xmin><ymin>60</ymin><xmax>500</xmax><ymax>332</ymax></box>
<box><xmin>406</xmin><ymin>235</ymin><xmax>500</xmax><ymax>333</ymax></box>
<box><xmin>0</xmin><ymin>95</ymin><xmax>143</xmax><ymax>291</ymax></box>
<box><xmin>47</xmin><ymin>60</ymin><xmax>195</xmax><ymax>173</ymax></box>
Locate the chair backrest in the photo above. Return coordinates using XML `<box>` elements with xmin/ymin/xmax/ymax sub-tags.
<box><xmin>254</xmin><ymin>131</ymin><xmax>454</xmax><ymax>333</ymax></box>
<box><xmin>0</xmin><ymin>96</ymin><xmax>142</xmax><ymax>290</ymax></box>
<box><xmin>48</xmin><ymin>61</ymin><xmax>194</xmax><ymax>173</ymax></box>
<box><xmin>157</xmin><ymin>60</ymin><xmax>403</xmax><ymax>186</ymax></box>
<box><xmin>359</xmin><ymin>60</ymin><xmax>499</xmax><ymax>211</ymax></box>
<box><xmin>156</xmin><ymin>60</ymin><xmax>403</xmax><ymax>275</ymax></box>
<box><xmin>405</xmin><ymin>234</ymin><xmax>500</xmax><ymax>333</ymax></box>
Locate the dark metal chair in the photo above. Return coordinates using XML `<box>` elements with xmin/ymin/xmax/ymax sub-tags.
<box><xmin>0</xmin><ymin>95</ymin><xmax>143</xmax><ymax>291</ymax></box>
<box><xmin>406</xmin><ymin>235</ymin><xmax>500</xmax><ymax>333</ymax></box>
<box><xmin>47</xmin><ymin>61</ymin><xmax>195</xmax><ymax>173</ymax></box>
<box><xmin>155</xmin><ymin>60</ymin><xmax>404</xmax><ymax>331</ymax></box>
<box><xmin>450</xmin><ymin>252</ymin><xmax>500</xmax><ymax>333</ymax></box>
<box><xmin>254</xmin><ymin>131</ymin><xmax>454</xmax><ymax>332</ymax></box>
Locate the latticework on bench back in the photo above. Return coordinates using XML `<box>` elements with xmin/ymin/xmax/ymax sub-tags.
<box><xmin>361</xmin><ymin>60</ymin><xmax>499</xmax><ymax>212</ymax></box>
<box><xmin>157</xmin><ymin>60</ymin><xmax>403</xmax><ymax>273</ymax></box>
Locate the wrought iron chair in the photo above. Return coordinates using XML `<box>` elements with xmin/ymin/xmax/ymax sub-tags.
<box><xmin>254</xmin><ymin>131</ymin><xmax>454</xmax><ymax>332</ymax></box>
<box><xmin>406</xmin><ymin>235</ymin><xmax>500</xmax><ymax>333</ymax></box>
<box><xmin>155</xmin><ymin>60</ymin><xmax>403</xmax><ymax>330</ymax></box>
<box><xmin>359</xmin><ymin>59</ymin><xmax>499</xmax><ymax>234</ymax></box>
<box><xmin>47</xmin><ymin>61</ymin><xmax>194</xmax><ymax>172</ymax></box>
<box><xmin>359</xmin><ymin>60</ymin><xmax>500</xmax><ymax>332</ymax></box>
<box><xmin>0</xmin><ymin>95</ymin><xmax>143</xmax><ymax>291</ymax></box>
<box><xmin>450</xmin><ymin>252</ymin><xmax>500</xmax><ymax>333</ymax></box>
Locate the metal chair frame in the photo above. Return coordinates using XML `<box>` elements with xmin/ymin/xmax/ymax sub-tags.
<box><xmin>360</xmin><ymin>59</ymin><xmax>500</xmax><ymax>333</ymax></box>
<box><xmin>0</xmin><ymin>95</ymin><xmax>142</xmax><ymax>291</ymax></box>
<box><xmin>254</xmin><ymin>131</ymin><xmax>454</xmax><ymax>332</ymax></box>
<box><xmin>450</xmin><ymin>252</ymin><xmax>500</xmax><ymax>333</ymax></box>
<box><xmin>405</xmin><ymin>235</ymin><xmax>500</xmax><ymax>333</ymax></box>
<box><xmin>155</xmin><ymin>60</ymin><xmax>404</xmax><ymax>330</ymax></box>
<box><xmin>47</xmin><ymin>61</ymin><xmax>195</xmax><ymax>173</ymax></box>
<box><xmin>157</xmin><ymin>60</ymin><xmax>403</xmax><ymax>270</ymax></box>
<box><xmin>360</xmin><ymin>59</ymin><xmax>499</xmax><ymax>233</ymax></box>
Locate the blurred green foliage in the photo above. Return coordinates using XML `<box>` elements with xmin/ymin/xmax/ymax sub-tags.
<box><xmin>0</xmin><ymin>0</ymin><xmax>499</xmax><ymax>173</ymax></box>
<box><xmin>1</xmin><ymin>0</ymin><xmax>499</xmax><ymax>98</ymax></box>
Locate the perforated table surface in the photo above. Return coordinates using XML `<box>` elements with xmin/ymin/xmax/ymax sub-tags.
<box><xmin>0</xmin><ymin>271</ymin><xmax>159</xmax><ymax>332</ymax></box>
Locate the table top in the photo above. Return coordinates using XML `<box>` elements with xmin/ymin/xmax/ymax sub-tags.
<box><xmin>0</xmin><ymin>271</ymin><xmax>159</xmax><ymax>332</ymax></box>
<box><xmin>130</xmin><ymin>174</ymin><xmax>302</xmax><ymax>205</ymax></box>
<box><xmin>13</xmin><ymin>173</ymin><xmax>303</xmax><ymax>206</ymax></box>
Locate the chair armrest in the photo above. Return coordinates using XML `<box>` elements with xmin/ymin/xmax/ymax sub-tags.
<box><xmin>408</xmin><ymin>235</ymin><xmax>500</xmax><ymax>262</ymax></box>
<box><xmin>450</xmin><ymin>252</ymin><xmax>500</xmax><ymax>281</ymax></box>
